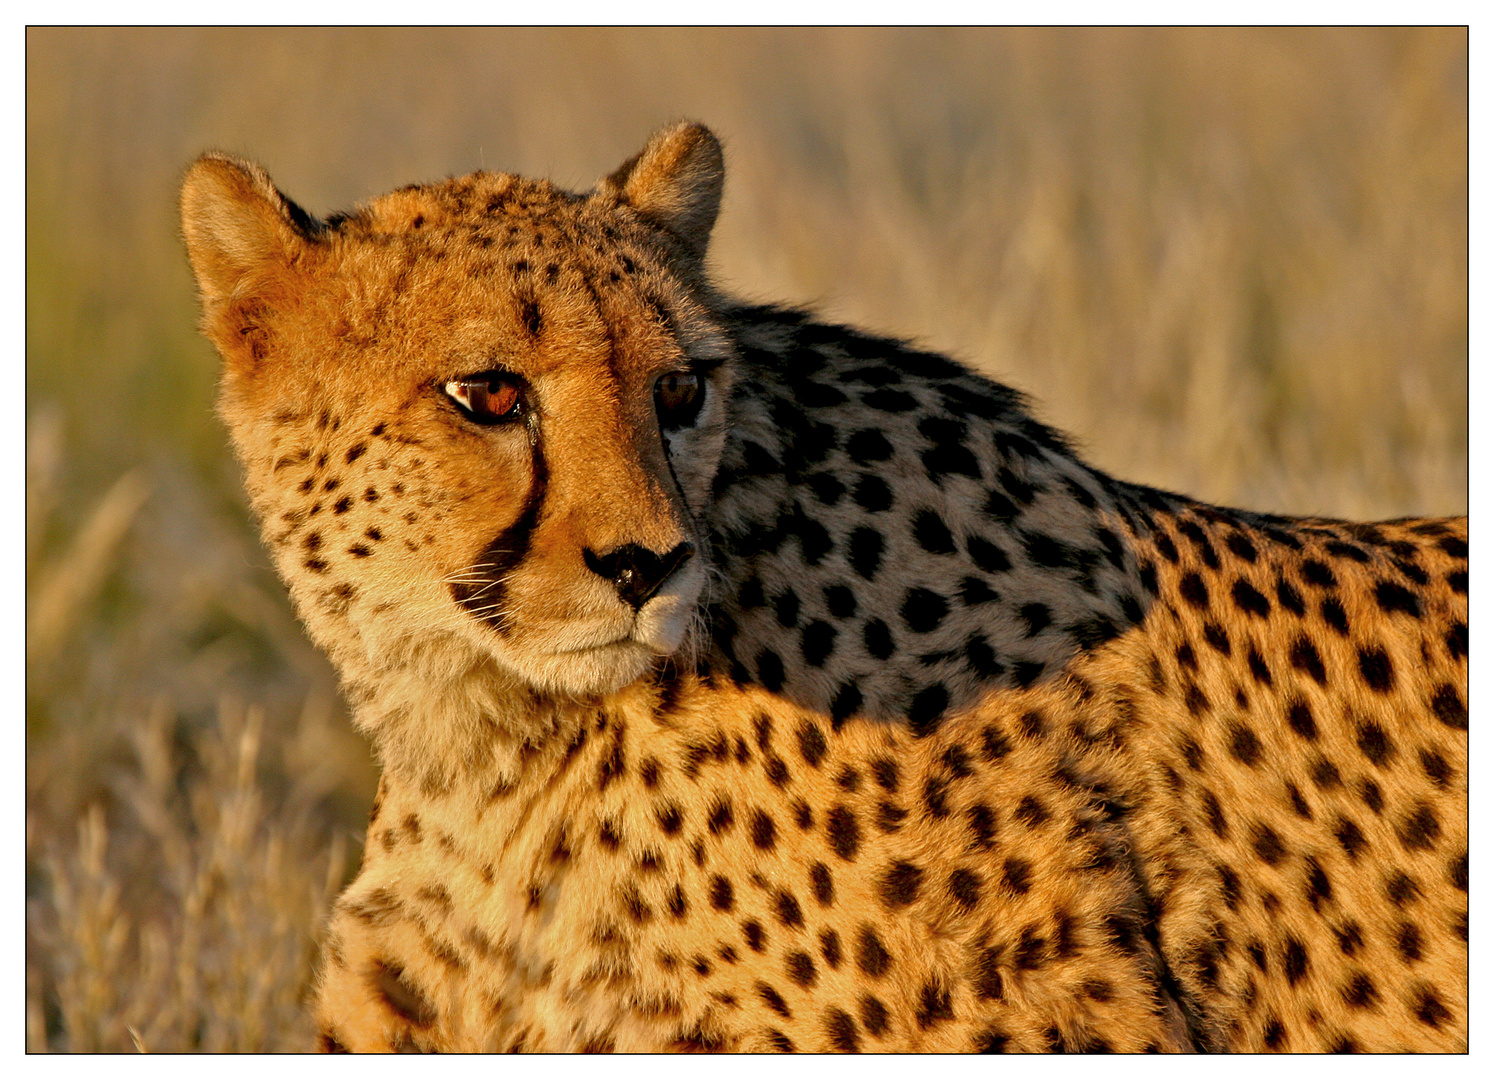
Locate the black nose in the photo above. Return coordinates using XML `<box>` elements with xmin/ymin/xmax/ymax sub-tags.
<box><xmin>583</xmin><ymin>541</ymin><xmax>695</xmax><ymax>610</ymax></box>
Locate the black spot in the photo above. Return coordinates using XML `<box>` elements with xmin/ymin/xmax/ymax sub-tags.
<box><xmin>863</xmin><ymin>387</ymin><xmax>917</xmax><ymax>412</ymax></box>
<box><xmin>1178</xmin><ymin>572</ymin><xmax>1209</xmax><ymax>610</ymax></box>
<box><xmin>830</xmin><ymin>682</ymin><xmax>863</xmax><ymax>726</ymax></box>
<box><xmin>1002</xmin><ymin>857</ymin><xmax>1032</xmax><ymax>894</ymax></box>
<box><xmin>923</xmin><ymin>776</ymin><xmax>951</xmax><ymax>820</ymax></box>
<box><xmin>1289</xmin><ymin>636</ymin><xmax>1327</xmax><ymax>685</ymax></box>
<box><xmin>1334</xmin><ymin>921</ymin><xmax>1364</xmax><ymax>958</ymax></box>
<box><xmin>1231</xmin><ymin>579</ymin><xmax>1271</xmax><ymax>618</ymax></box>
<box><xmin>1276</xmin><ymin>578</ymin><xmax>1306</xmax><ymax>616</ymax></box>
<box><xmin>856</xmin><ymin>927</ymin><xmax>891</xmax><ymax>977</ymax></box>
<box><xmin>915</xmin><ymin>979</ymin><xmax>954</xmax><ymax>1028</ymax></box>
<box><xmin>1431</xmin><ymin>684</ymin><xmax>1466</xmax><ymax>732</ymax></box>
<box><xmin>870</xmin><ymin>758</ymin><xmax>900</xmax><ymax>793</ymax></box>
<box><xmin>967</xmin><ymin>804</ymin><xmax>996</xmax><ymax>849</ymax></box>
<box><xmin>1373</xmin><ymin>580</ymin><xmax>1421</xmax><ymax>619</ymax></box>
<box><xmin>980</xmin><ymin>726</ymin><xmax>1012</xmax><ymax>762</ymax></box>
<box><xmin>807</xmin><ymin>862</ymin><xmax>835</xmax><ymax>907</ymax></box>
<box><xmin>825</xmin><ymin>1007</ymin><xmax>860</xmax><ymax>1052</ymax></box>
<box><xmin>1304</xmin><ymin>857</ymin><xmax>1332</xmax><ymax>912</ymax></box>
<box><xmin>1262</xmin><ymin>1018</ymin><xmax>1287</xmax><ymax>1050</ymax></box>
<box><xmin>656</xmin><ymin>802</ymin><xmax>684</xmax><ymax>835</ymax></box>
<box><xmin>847</xmin><ymin>429</ymin><xmax>894</xmax><ymax>464</ymax></box>
<box><xmin>901</xmin><ymin>588</ymin><xmax>949</xmax><ymax>633</ymax></box>
<box><xmin>1253</xmin><ymin>824</ymin><xmax>1286</xmax><ymax>866</ymax></box>
<box><xmin>1420</xmin><ymin>748</ymin><xmax>1453</xmax><ymax>789</ymax></box>
<box><xmin>1386</xmin><ymin>870</ymin><xmax>1422</xmax><ymax>907</ymax></box>
<box><xmin>764</xmin><ymin>1029</ymin><xmax>795</xmax><ymax>1052</ymax></box>
<box><xmin>849</xmin><ymin>528</ymin><xmax>884</xmax><ymax>580</ymax></box>
<box><xmin>913</xmin><ymin>510</ymin><xmax>957</xmax><ymax>554</ymax></box>
<box><xmin>1201</xmin><ymin>789</ymin><xmax>1229</xmax><ymax>839</ymax></box>
<box><xmin>742</xmin><ymin>919</ymin><xmax>767</xmax><ymax>952</ymax></box>
<box><xmin>1228</xmin><ymin>723</ymin><xmax>1264</xmax><ymax>767</ymax></box>
<box><xmin>859</xmin><ymin>994</ymin><xmax>889</xmax><ymax>1036</ymax></box>
<box><xmin>758</xmin><ymin>981</ymin><xmax>792</xmax><ymax>1018</ymax></box>
<box><xmin>806</xmin><ymin>471</ymin><xmax>845</xmax><ymax>506</ymax></box>
<box><xmin>1218</xmin><ymin>865</ymin><xmax>1243</xmax><ymax>911</ymax></box>
<box><xmin>983</xmin><ymin>488</ymin><xmax>1019</xmax><ymax>523</ymax></box>
<box><xmin>948</xmin><ymin>868</ymin><xmax>981</xmax><ymax>910</ymax></box>
<box><xmin>1319</xmin><ymin>597</ymin><xmax>1350</xmax><ymax>636</ymax></box>
<box><xmin>770</xmin><ymin>589</ymin><xmax>802</xmax><ymax>630</ymax></box>
<box><xmin>1313</xmin><ymin>761</ymin><xmax>1346</xmax><ymax>799</ymax></box>
<box><xmin>1203</xmin><ymin>622</ymin><xmax>1231</xmax><ymax>656</ymax></box>
<box><xmin>1355</xmin><ymin>721</ymin><xmax>1395</xmax><ymax>768</ymax></box>
<box><xmin>1413</xmin><ymin>987</ymin><xmax>1451</xmax><ymax>1028</ymax></box>
<box><xmin>827</xmin><ymin>806</ymin><xmax>862</xmax><ymax>861</ymax></box>
<box><xmin>852</xmin><ymin>474</ymin><xmax>892</xmax><ymax>512</ymax></box>
<box><xmin>824</xmin><ymin>584</ymin><xmax>858</xmax><ymax>618</ymax></box>
<box><xmin>1023</xmin><ymin>531</ymin><xmax>1076</xmax><ymax>569</ymax></box>
<box><xmin>1395</xmin><ymin>921</ymin><xmax>1424</xmax><ymax>963</ymax></box>
<box><xmin>881</xmin><ymin>860</ymin><xmax>924</xmax><ymax>907</ymax></box>
<box><xmin>967</xmin><ymin>535</ymin><xmax>1011</xmax><ymax>574</ymax></box>
<box><xmin>1015</xmin><ymin>794</ymin><xmax>1048</xmax><ymax>828</ymax></box>
<box><xmin>707</xmin><ymin>797</ymin><xmax>735</xmax><ymax>835</ymax></box>
<box><xmin>1287</xmin><ymin>782</ymin><xmax>1313</xmax><ymax>820</ymax></box>
<box><xmin>710</xmin><ymin>875</ymin><xmax>735</xmax><ymax>912</ymax></box>
<box><xmin>1357</xmin><ymin>646</ymin><xmax>1395</xmax><ymax>693</ymax></box>
<box><xmin>756</xmin><ymin>648</ymin><xmax>785</xmax><ymax>692</ymax></box>
<box><xmin>1450</xmin><ymin>852</ymin><xmax>1468</xmax><ymax>892</ymax></box>
<box><xmin>908</xmin><ymin>684</ymin><xmax>949</xmax><ymax>738</ymax></box>
<box><xmin>860</xmin><ymin>617</ymin><xmax>896</xmax><ymax>660</ymax></box>
<box><xmin>1335</xmin><ymin>816</ymin><xmax>1366</xmax><ymax>861</ymax></box>
<box><xmin>1014</xmin><ymin>926</ymin><xmax>1048</xmax><ymax>970</ymax></box>
<box><xmin>1011</xmin><ymin>660</ymin><xmax>1045</xmax><ymax>688</ymax></box>
<box><xmin>1326</xmin><ymin>540</ymin><xmax>1371</xmax><ymax>564</ymax></box>
<box><xmin>1282</xmin><ymin>937</ymin><xmax>1309</xmax><ymax>986</ymax></box>
<box><xmin>1397</xmin><ymin>803</ymin><xmax>1441</xmax><ymax>852</ymax></box>
<box><xmin>1301</xmin><ymin>559</ymin><xmax>1336</xmax><ymax>588</ymax></box>
<box><xmin>1286</xmin><ymin>699</ymin><xmax>1317</xmax><ymax>741</ymax></box>
<box><xmin>750</xmin><ymin>810</ymin><xmax>777</xmax><ymax>850</ymax></box>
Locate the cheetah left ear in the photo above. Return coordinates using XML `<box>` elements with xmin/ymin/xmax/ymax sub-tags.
<box><xmin>599</xmin><ymin>122</ymin><xmax>724</xmax><ymax>262</ymax></box>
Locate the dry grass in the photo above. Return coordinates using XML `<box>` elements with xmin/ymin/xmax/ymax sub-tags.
<box><xmin>25</xmin><ymin>28</ymin><xmax>1465</xmax><ymax>1052</ymax></box>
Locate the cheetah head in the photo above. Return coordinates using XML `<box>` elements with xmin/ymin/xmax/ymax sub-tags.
<box><xmin>182</xmin><ymin>123</ymin><xmax>734</xmax><ymax>698</ymax></box>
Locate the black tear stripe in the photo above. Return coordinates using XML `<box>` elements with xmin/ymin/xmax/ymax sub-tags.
<box><xmin>451</xmin><ymin>410</ymin><xmax>549</xmax><ymax>633</ymax></box>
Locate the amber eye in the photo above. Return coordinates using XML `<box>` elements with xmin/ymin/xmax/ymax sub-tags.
<box><xmin>655</xmin><ymin>370</ymin><xmax>703</xmax><ymax>430</ymax></box>
<box><xmin>444</xmin><ymin>372</ymin><xmax>523</xmax><ymax>425</ymax></box>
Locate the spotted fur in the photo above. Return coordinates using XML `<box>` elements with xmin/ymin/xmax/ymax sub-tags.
<box><xmin>182</xmin><ymin>122</ymin><xmax>1467</xmax><ymax>1052</ymax></box>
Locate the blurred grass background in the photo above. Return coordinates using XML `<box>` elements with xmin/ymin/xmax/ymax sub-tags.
<box><xmin>25</xmin><ymin>27</ymin><xmax>1466</xmax><ymax>1051</ymax></box>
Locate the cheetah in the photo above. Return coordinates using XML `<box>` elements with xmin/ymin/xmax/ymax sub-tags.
<box><xmin>180</xmin><ymin>122</ymin><xmax>1467</xmax><ymax>1052</ymax></box>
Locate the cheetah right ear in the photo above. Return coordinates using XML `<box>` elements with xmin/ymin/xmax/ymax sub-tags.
<box><xmin>181</xmin><ymin>153</ymin><xmax>320</xmax><ymax>304</ymax></box>
<box><xmin>599</xmin><ymin>122</ymin><xmax>724</xmax><ymax>262</ymax></box>
<box><xmin>181</xmin><ymin>154</ymin><xmax>321</xmax><ymax>368</ymax></box>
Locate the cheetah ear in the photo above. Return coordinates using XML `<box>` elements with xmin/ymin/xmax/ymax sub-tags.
<box><xmin>181</xmin><ymin>154</ymin><xmax>320</xmax><ymax>369</ymax></box>
<box><xmin>600</xmin><ymin>122</ymin><xmax>724</xmax><ymax>261</ymax></box>
<box><xmin>181</xmin><ymin>153</ymin><xmax>320</xmax><ymax>304</ymax></box>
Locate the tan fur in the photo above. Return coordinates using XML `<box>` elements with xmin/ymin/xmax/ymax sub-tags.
<box><xmin>182</xmin><ymin>122</ymin><xmax>1467</xmax><ymax>1052</ymax></box>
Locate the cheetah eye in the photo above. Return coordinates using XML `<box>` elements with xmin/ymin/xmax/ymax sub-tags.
<box><xmin>445</xmin><ymin>371</ymin><xmax>523</xmax><ymax>425</ymax></box>
<box><xmin>655</xmin><ymin>370</ymin><xmax>703</xmax><ymax>431</ymax></box>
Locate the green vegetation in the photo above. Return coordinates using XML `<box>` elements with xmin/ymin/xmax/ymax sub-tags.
<box><xmin>25</xmin><ymin>28</ymin><xmax>1466</xmax><ymax>1051</ymax></box>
